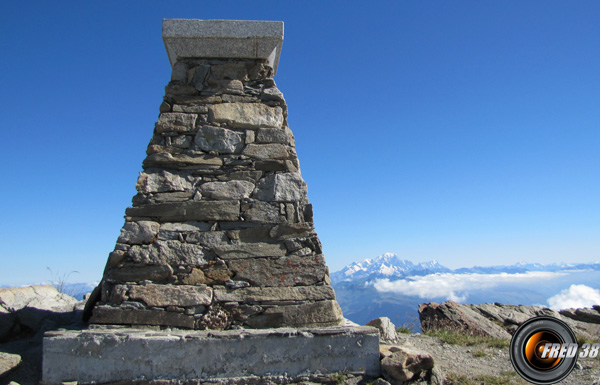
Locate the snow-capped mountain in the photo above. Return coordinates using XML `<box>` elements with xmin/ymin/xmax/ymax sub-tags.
<box><xmin>330</xmin><ymin>253</ymin><xmax>451</xmax><ymax>283</ymax></box>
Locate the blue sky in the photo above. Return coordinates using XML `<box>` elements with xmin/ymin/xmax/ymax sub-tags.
<box><xmin>1</xmin><ymin>1</ymin><xmax>599</xmax><ymax>285</ymax></box>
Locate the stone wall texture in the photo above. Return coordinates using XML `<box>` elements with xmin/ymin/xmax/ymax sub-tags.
<box><xmin>87</xmin><ymin>57</ymin><xmax>343</xmax><ymax>329</ymax></box>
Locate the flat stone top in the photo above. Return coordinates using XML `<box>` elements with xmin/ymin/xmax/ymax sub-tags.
<box><xmin>163</xmin><ymin>19</ymin><xmax>284</xmax><ymax>74</ymax></box>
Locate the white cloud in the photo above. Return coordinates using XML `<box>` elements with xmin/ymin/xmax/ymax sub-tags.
<box><xmin>371</xmin><ymin>271</ymin><xmax>563</xmax><ymax>303</ymax></box>
<box><xmin>547</xmin><ymin>284</ymin><xmax>600</xmax><ymax>310</ymax></box>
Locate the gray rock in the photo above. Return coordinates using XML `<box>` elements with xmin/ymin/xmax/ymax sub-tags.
<box><xmin>125</xmin><ymin>200</ymin><xmax>240</xmax><ymax>222</ymax></box>
<box><xmin>0</xmin><ymin>352</ymin><xmax>21</xmax><ymax>378</ymax></box>
<box><xmin>128</xmin><ymin>240</ymin><xmax>211</xmax><ymax>267</ymax></box>
<box><xmin>136</xmin><ymin>170</ymin><xmax>193</xmax><ymax>193</ymax></box>
<box><xmin>366</xmin><ymin>317</ymin><xmax>399</xmax><ymax>343</ymax></box>
<box><xmin>380</xmin><ymin>345</ymin><xmax>434</xmax><ymax>383</ymax></box>
<box><xmin>155</xmin><ymin>112</ymin><xmax>197</xmax><ymax>133</ymax></box>
<box><xmin>117</xmin><ymin>221</ymin><xmax>160</xmax><ymax>245</ymax></box>
<box><xmin>191</xmin><ymin>65</ymin><xmax>210</xmax><ymax>90</ymax></box>
<box><xmin>213</xmin><ymin>242</ymin><xmax>287</xmax><ymax>260</ymax></box>
<box><xmin>245</xmin><ymin>300</ymin><xmax>343</xmax><ymax>328</ymax></box>
<box><xmin>143</xmin><ymin>152</ymin><xmax>223</xmax><ymax>168</ymax></box>
<box><xmin>105</xmin><ymin>264</ymin><xmax>174</xmax><ymax>283</ymax></box>
<box><xmin>214</xmin><ymin>286</ymin><xmax>336</xmax><ymax>303</ymax></box>
<box><xmin>243</xmin><ymin>201</ymin><xmax>285</xmax><ymax>223</ymax></box>
<box><xmin>419</xmin><ymin>301</ymin><xmax>512</xmax><ymax>340</ymax></box>
<box><xmin>560</xmin><ymin>307</ymin><xmax>600</xmax><ymax>324</ymax></box>
<box><xmin>255</xmin><ymin>127</ymin><xmax>289</xmax><ymax>144</ymax></box>
<box><xmin>160</xmin><ymin>222</ymin><xmax>212</xmax><ymax>232</ymax></box>
<box><xmin>228</xmin><ymin>254</ymin><xmax>327</xmax><ymax>287</ymax></box>
<box><xmin>209</xmin><ymin>103</ymin><xmax>283</xmax><ymax>129</ymax></box>
<box><xmin>128</xmin><ymin>284</ymin><xmax>212</xmax><ymax>307</ymax></box>
<box><xmin>242</xmin><ymin>143</ymin><xmax>290</xmax><ymax>159</ymax></box>
<box><xmin>89</xmin><ymin>306</ymin><xmax>195</xmax><ymax>328</ymax></box>
<box><xmin>255</xmin><ymin>173</ymin><xmax>307</xmax><ymax>202</ymax></box>
<box><xmin>186</xmin><ymin>231</ymin><xmax>229</xmax><ymax>247</ymax></box>
<box><xmin>200</xmin><ymin>180</ymin><xmax>254</xmax><ymax>200</ymax></box>
<box><xmin>0</xmin><ymin>286</ymin><xmax>78</xmax><ymax>339</ymax></box>
<box><xmin>195</xmin><ymin>125</ymin><xmax>243</xmax><ymax>154</ymax></box>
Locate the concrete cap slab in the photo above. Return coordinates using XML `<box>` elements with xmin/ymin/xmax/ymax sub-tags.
<box><xmin>163</xmin><ymin>19</ymin><xmax>284</xmax><ymax>74</ymax></box>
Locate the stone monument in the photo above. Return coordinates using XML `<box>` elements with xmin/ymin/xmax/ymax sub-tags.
<box><xmin>42</xmin><ymin>19</ymin><xmax>380</xmax><ymax>384</ymax></box>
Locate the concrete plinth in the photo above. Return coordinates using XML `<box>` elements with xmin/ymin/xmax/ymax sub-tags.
<box><xmin>42</xmin><ymin>326</ymin><xmax>380</xmax><ymax>384</ymax></box>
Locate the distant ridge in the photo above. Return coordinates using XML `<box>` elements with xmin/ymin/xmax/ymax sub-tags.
<box><xmin>331</xmin><ymin>253</ymin><xmax>600</xmax><ymax>283</ymax></box>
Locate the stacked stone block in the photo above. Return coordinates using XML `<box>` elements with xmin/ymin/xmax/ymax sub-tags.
<box><xmin>88</xmin><ymin>55</ymin><xmax>343</xmax><ymax>330</ymax></box>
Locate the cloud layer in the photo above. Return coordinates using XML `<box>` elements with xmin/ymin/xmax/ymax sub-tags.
<box><xmin>371</xmin><ymin>271</ymin><xmax>563</xmax><ymax>303</ymax></box>
<box><xmin>547</xmin><ymin>284</ymin><xmax>600</xmax><ymax>310</ymax></box>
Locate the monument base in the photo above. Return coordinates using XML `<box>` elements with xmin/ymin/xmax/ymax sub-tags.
<box><xmin>42</xmin><ymin>326</ymin><xmax>380</xmax><ymax>384</ymax></box>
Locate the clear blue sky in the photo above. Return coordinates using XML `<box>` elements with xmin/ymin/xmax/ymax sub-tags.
<box><xmin>1</xmin><ymin>1</ymin><xmax>599</xmax><ymax>285</ymax></box>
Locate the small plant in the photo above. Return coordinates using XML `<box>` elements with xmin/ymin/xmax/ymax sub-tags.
<box><xmin>423</xmin><ymin>322</ymin><xmax>509</xmax><ymax>348</ymax></box>
<box><xmin>397</xmin><ymin>326</ymin><xmax>412</xmax><ymax>334</ymax></box>
<box><xmin>46</xmin><ymin>267</ymin><xmax>80</xmax><ymax>297</ymax></box>
<box><xmin>329</xmin><ymin>372</ymin><xmax>346</xmax><ymax>384</ymax></box>
<box><xmin>472</xmin><ymin>349</ymin><xmax>487</xmax><ymax>358</ymax></box>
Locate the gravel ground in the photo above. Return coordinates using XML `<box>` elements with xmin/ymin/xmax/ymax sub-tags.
<box><xmin>398</xmin><ymin>332</ymin><xmax>600</xmax><ymax>385</ymax></box>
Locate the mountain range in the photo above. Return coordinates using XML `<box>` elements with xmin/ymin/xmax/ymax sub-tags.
<box><xmin>330</xmin><ymin>253</ymin><xmax>600</xmax><ymax>327</ymax></box>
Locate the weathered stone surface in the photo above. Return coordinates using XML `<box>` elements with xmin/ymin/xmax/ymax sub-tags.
<box><xmin>186</xmin><ymin>230</ymin><xmax>228</xmax><ymax>247</ymax></box>
<box><xmin>255</xmin><ymin>173</ymin><xmax>307</xmax><ymax>202</ymax></box>
<box><xmin>560</xmin><ymin>307</ymin><xmax>600</xmax><ymax>324</ymax></box>
<box><xmin>42</xmin><ymin>326</ymin><xmax>380</xmax><ymax>383</ymax></box>
<box><xmin>143</xmin><ymin>152</ymin><xmax>223</xmax><ymax>168</ymax></box>
<box><xmin>180</xmin><ymin>268</ymin><xmax>207</xmax><ymax>285</ymax></box>
<box><xmin>89</xmin><ymin>306</ymin><xmax>195</xmax><ymax>328</ymax></box>
<box><xmin>245</xmin><ymin>300</ymin><xmax>343</xmax><ymax>328</ymax></box>
<box><xmin>200</xmin><ymin>180</ymin><xmax>254</xmax><ymax>200</ymax></box>
<box><xmin>155</xmin><ymin>112</ymin><xmax>197</xmax><ymax>133</ymax></box>
<box><xmin>136</xmin><ymin>171</ymin><xmax>193</xmax><ymax>193</ymax></box>
<box><xmin>242</xmin><ymin>143</ymin><xmax>290</xmax><ymax>159</ymax></box>
<box><xmin>419</xmin><ymin>301</ymin><xmax>513</xmax><ymax>340</ymax></box>
<box><xmin>128</xmin><ymin>240</ymin><xmax>211</xmax><ymax>267</ymax></box>
<box><xmin>194</xmin><ymin>125</ymin><xmax>243</xmax><ymax>154</ymax></box>
<box><xmin>255</xmin><ymin>127</ymin><xmax>289</xmax><ymax>144</ymax></box>
<box><xmin>0</xmin><ymin>352</ymin><xmax>21</xmax><ymax>378</ymax></box>
<box><xmin>380</xmin><ymin>345</ymin><xmax>434</xmax><ymax>383</ymax></box>
<box><xmin>213</xmin><ymin>242</ymin><xmax>287</xmax><ymax>260</ymax></box>
<box><xmin>105</xmin><ymin>264</ymin><xmax>173</xmax><ymax>283</ymax></box>
<box><xmin>214</xmin><ymin>286</ymin><xmax>336</xmax><ymax>303</ymax></box>
<box><xmin>228</xmin><ymin>254</ymin><xmax>327</xmax><ymax>287</ymax></box>
<box><xmin>0</xmin><ymin>286</ymin><xmax>78</xmax><ymax>340</ymax></box>
<box><xmin>117</xmin><ymin>221</ymin><xmax>159</xmax><ymax>244</ymax></box>
<box><xmin>243</xmin><ymin>200</ymin><xmax>285</xmax><ymax>223</ymax></box>
<box><xmin>209</xmin><ymin>103</ymin><xmax>283</xmax><ymax>129</ymax></box>
<box><xmin>269</xmin><ymin>223</ymin><xmax>314</xmax><ymax>239</ymax></box>
<box><xmin>128</xmin><ymin>284</ymin><xmax>212</xmax><ymax>307</ymax></box>
<box><xmin>125</xmin><ymin>200</ymin><xmax>240</xmax><ymax>222</ymax></box>
<box><xmin>160</xmin><ymin>221</ymin><xmax>212</xmax><ymax>232</ymax></box>
<box><xmin>366</xmin><ymin>317</ymin><xmax>399</xmax><ymax>344</ymax></box>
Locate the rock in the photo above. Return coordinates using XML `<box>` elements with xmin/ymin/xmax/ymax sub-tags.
<box><xmin>117</xmin><ymin>221</ymin><xmax>160</xmax><ymax>245</ymax></box>
<box><xmin>209</xmin><ymin>103</ymin><xmax>283</xmax><ymax>129</ymax></box>
<box><xmin>255</xmin><ymin>173</ymin><xmax>307</xmax><ymax>202</ymax></box>
<box><xmin>0</xmin><ymin>285</ymin><xmax>78</xmax><ymax>340</ymax></box>
<box><xmin>128</xmin><ymin>240</ymin><xmax>212</xmax><ymax>267</ymax></box>
<box><xmin>380</xmin><ymin>345</ymin><xmax>434</xmax><ymax>383</ymax></box>
<box><xmin>366</xmin><ymin>317</ymin><xmax>399</xmax><ymax>343</ymax></box>
<box><xmin>255</xmin><ymin>127</ymin><xmax>290</xmax><ymax>144</ymax></box>
<box><xmin>142</xmin><ymin>152</ymin><xmax>223</xmax><ymax>168</ymax></box>
<box><xmin>136</xmin><ymin>170</ymin><xmax>193</xmax><ymax>193</ymax></box>
<box><xmin>245</xmin><ymin>300</ymin><xmax>343</xmax><ymax>328</ymax></box>
<box><xmin>200</xmin><ymin>180</ymin><xmax>254</xmax><ymax>200</ymax></box>
<box><xmin>194</xmin><ymin>125</ymin><xmax>243</xmax><ymax>154</ymax></box>
<box><xmin>560</xmin><ymin>307</ymin><xmax>600</xmax><ymax>324</ymax></box>
<box><xmin>186</xmin><ymin>231</ymin><xmax>229</xmax><ymax>247</ymax></box>
<box><xmin>105</xmin><ymin>264</ymin><xmax>174</xmax><ymax>283</ymax></box>
<box><xmin>89</xmin><ymin>306</ymin><xmax>195</xmax><ymax>328</ymax></box>
<box><xmin>228</xmin><ymin>254</ymin><xmax>327</xmax><ymax>287</ymax></box>
<box><xmin>155</xmin><ymin>112</ymin><xmax>197</xmax><ymax>133</ymax></box>
<box><xmin>242</xmin><ymin>143</ymin><xmax>290</xmax><ymax>160</ymax></box>
<box><xmin>243</xmin><ymin>201</ymin><xmax>286</xmax><ymax>223</ymax></box>
<box><xmin>214</xmin><ymin>286</ymin><xmax>336</xmax><ymax>303</ymax></box>
<box><xmin>0</xmin><ymin>352</ymin><xmax>21</xmax><ymax>378</ymax></box>
<box><xmin>127</xmin><ymin>284</ymin><xmax>213</xmax><ymax>307</ymax></box>
<box><xmin>213</xmin><ymin>242</ymin><xmax>287</xmax><ymax>259</ymax></box>
<box><xmin>125</xmin><ymin>201</ymin><xmax>240</xmax><ymax>222</ymax></box>
<box><xmin>419</xmin><ymin>301</ymin><xmax>511</xmax><ymax>340</ymax></box>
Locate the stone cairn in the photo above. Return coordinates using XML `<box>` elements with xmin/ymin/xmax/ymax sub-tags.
<box><xmin>86</xmin><ymin>19</ymin><xmax>344</xmax><ymax>331</ymax></box>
